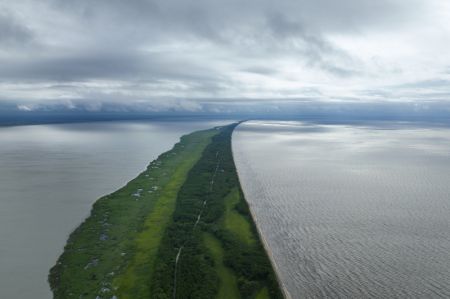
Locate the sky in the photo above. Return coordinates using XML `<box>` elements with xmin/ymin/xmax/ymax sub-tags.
<box><xmin>1</xmin><ymin>0</ymin><xmax>450</xmax><ymax>115</ymax></box>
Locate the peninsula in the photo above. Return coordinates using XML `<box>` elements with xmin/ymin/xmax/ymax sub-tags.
<box><xmin>49</xmin><ymin>123</ymin><xmax>284</xmax><ymax>299</ymax></box>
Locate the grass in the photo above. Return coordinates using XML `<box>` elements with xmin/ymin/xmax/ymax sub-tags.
<box><xmin>150</xmin><ymin>124</ymin><xmax>284</xmax><ymax>299</ymax></box>
<box><xmin>49</xmin><ymin>129</ymin><xmax>218</xmax><ymax>299</ymax></box>
<box><xmin>223</xmin><ymin>188</ymin><xmax>255</xmax><ymax>245</ymax></box>
<box><xmin>255</xmin><ymin>287</ymin><xmax>270</xmax><ymax>299</ymax></box>
<box><xmin>203</xmin><ymin>233</ymin><xmax>241</xmax><ymax>299</ymax></box>
<box><xmin>113</xmin><ymin>131</ymin><xmax>215</xmax><ymax>297</ymax></box>
<box><xmin>50</xmin><ymin>124</ymin><xmax>284</xmax><ymax>299</ymax></box>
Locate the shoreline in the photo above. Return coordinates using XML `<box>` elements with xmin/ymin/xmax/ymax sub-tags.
<box><xmin>49</xmin><ymin>128</ymin><xmax>217</xmax><ymax>298</ymax></box>
<box><xmin>231</xmin><ymin>122</ymin><xmax>292</xmax><ymax>299</ymax></box>
<box><xmin>49</xmin><ymin>123</ymin><xmax>285</xmax><ymax>298</ymax></box>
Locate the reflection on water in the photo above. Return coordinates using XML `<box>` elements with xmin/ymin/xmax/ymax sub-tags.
<box><xmin>0</xmin><ymin>119</ymin><xmax>229</xmax><ymax>299</ymax></box>
<box><xmin>233</xmin><ymin>121</ymin><xmax>450</xmax><ymax>298</ymax></box>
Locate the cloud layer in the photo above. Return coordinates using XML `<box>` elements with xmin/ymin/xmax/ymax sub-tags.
<box><xmin>0</xmin><ymin>0</ymin><xmax>450</xmax><ymax>113</ymax></box>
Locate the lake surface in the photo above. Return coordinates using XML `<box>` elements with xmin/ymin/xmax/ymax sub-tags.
<box><xmin>0</xmin><ymin>119</ymin><xmax>230</xmax><ymax>299</ymax></box>
<box><xmin>233</xmin><ymin>120</ymin><xmax>450</xmax><ymax>298</ymax></box>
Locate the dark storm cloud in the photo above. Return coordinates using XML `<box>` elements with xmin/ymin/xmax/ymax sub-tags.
<box><xmin>0</xmin><ymin>0</ymin><xmax>447</xmax><ymax>114</ymax></box>
<box><xmin>263</xmin><ymin>12</ymin><xmax>359</xmax><ymax>76</ymax></box>
<box><xmin>0</xmin><ymin>11</ymin><xmax>34</xmax><ymax>47</ymax></box>
<box><xmin>1</xmin><ymin>0</ymin><xmax>359</xmax><ymax>81</ymax></box>
<box><xmin>3</xmin><ymin>0</ymin><xmax>409</xmax><ymax>81</ymax></box>
<box><xmin>52</xmin><ymin>0</ymin><xmax>421</xmax><ymax>38</ymax></box>
<box><xmin>0</xmin><ymin>49</ymin><xmax>223</xmax><ymax>83</ymax></box>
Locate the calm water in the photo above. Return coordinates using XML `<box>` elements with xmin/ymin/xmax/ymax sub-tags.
<box><xmin>233</xmin><ymin>121</ymin><xmax>450</xmax><ymax>298</ymax></box>
<box><xmin>0</xmin><ymin>119</ymin><xmax>229</xmax><ymax>299</ymax></box>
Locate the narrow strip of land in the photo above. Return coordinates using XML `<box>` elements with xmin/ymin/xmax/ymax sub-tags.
<box><xmin>150</xmin><ymin>124</ymin><xmax>284</xmax><ymax>298</ymax></box>
<box><xmin>50</xmin><ymin>123</ymin><xmax>284</xmax><ymax>299</ymax></box>
<box><xmin>49</xmin><ymin>129</ymin><xmax>217</xmax><ymax>298</ymax></box>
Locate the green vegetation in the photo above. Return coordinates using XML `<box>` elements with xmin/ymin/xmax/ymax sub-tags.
<box><xmin>49</xmin><ymin>123</ymin><xmax>284</xmax><ymax>299</ymax></box>
<box><xmin>203</xmin><ymin>233</ymin><xmax>241</xmax><ymax>299</ymax></box>
<box><xmin>223</xmin><ymin>188</ymin><xmax>255</xmax><ymax>245</ymax></box>
<box><xmin>49</xmin><ymin>129</ymin><xmax>217</xmax><ymax>298</ymax></box>
<box><xmin>150</xmin><ymin>124</ymin><xmax>283</xmax><ymax>299</ymax></box>
<box><xmin>255</xmin><ymin>288</ymin><xmax>271</xmax><ymax>299</ymax></box>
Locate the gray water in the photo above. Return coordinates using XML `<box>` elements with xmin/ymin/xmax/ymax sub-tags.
<box><xmin>233</xmin><ymin>121</ymin><xmax>450</xmax><ymax>298</ymax></box>
<box><xmin>0</xmin><ymin>119</ymin><xmax>230</xmax><ymax>299</ymax></box>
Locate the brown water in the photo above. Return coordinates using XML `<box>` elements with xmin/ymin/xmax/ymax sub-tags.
<box><xmin>0</xmin><ymin>119</ymin><xmax>230</xmax><ymax>299</ymax></box>
<box><xmin>233</xmin><ymin>121</ymin><xmax>450</xmax><ymax>298</ymax></box>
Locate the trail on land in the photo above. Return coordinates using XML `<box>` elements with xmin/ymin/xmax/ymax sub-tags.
<box><xmin>151</xmin><ymin>124</ymin><xmax>284</xmax><ymax>299</ymax></box>
<box><xmin>49</xmin><ymin>123</ymin><xmax>285</xmax><ymax>299</ymax></box>
<box><xmin>173</xmin><ymin>151</ymin><xmax>221</xmax><ymax>297</ymax></box>
<box><xmin>49</xmin><ymin>129</ymin><xmax>217</xmax><ymax>299</ymax></box>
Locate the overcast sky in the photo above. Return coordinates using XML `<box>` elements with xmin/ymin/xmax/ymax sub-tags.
<box><xmin>1</xmin><ymin>0</ymin><xmax>450</xmax><ymax>114</ymax></box>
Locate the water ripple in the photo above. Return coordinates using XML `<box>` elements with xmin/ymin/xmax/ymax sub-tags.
<box><xmin>233</xmin><ymin>121</ymin><xmax>450</xmax><ymax>298</ymax></box>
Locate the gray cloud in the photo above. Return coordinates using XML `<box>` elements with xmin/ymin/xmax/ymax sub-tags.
<box><xmin>0</xmin><ymin>0</ymin><xmax>448</xmax><ymax>114</ymax></box>
<box><xmin>0</xmin><ymin>49</ymin><xmax>224</xmax><ymax>83</ymax></box>
<box><xmin>52</xmin><ymin>0</ymin><xmax>422</xmax><ymax>38</ymax></box>
<box><xmin>0</xmin><ymin>11</ymin><xmax>34</xmax><ymax>47</ymax></box>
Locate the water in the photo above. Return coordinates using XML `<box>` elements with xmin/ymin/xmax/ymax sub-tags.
<box><xmin>233</xmin><ymin>120</ymin><xmax>450</xmax><ymax>298</ymax></box>
<box><xmin>0</xmin><ymin>119</ymin><xmax>230</xmax><ymax>299</ymax></box>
